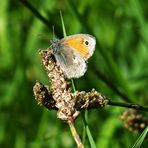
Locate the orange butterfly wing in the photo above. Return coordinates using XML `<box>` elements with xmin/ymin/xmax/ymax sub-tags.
<box><xmin>63</xmin><ymin>37</ymin><xmax>89</xmax><ymax>59</ymax></box>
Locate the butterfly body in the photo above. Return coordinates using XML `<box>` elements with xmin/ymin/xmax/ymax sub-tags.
<box><xmin>50</xmin><ymin>34</ymin><xmax>96</xmax><ymax>79</ymax></box>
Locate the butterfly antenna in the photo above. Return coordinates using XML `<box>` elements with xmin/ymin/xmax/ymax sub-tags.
<box><xmin>49</xmin><ymin>26</ymin><xmax>54</xmax><ymax>47</ymax></box>
<box><xmin>52</xmin><ymin>25</ymin><xmax>55</xmax><ymax>39</ymax></box>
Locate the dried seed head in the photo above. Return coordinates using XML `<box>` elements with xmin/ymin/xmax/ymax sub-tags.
<box><xmin>33</xmin><ymin>81</ymin><xmax>56</xmax><ymax>109</ymax></box>
<box><xmin>74</xmin><ymin>89</ymin><xmax>109</xmax><ymax>109</ymax></box>
<box><xmin>38</xmin><ymin>49</ymin><xmax>77</xmax><ymax>121</ymax></box>
<box><xmin>33</xmin><ymin>48</ymin><xmax>109</xmax><ymax>122</ymax></box>
<box><xmin>120</xmin><ymin>109</ymin><xmax>148</xmax><ymax>132</ymax></box>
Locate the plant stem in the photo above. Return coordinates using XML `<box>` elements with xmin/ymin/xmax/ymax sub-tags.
<box><xmin>60</xmin><ymin>11</ymin><xmax>67</xmax><ymax>38</ymax></box>
<box><xmin>20</xmin><ymin>0</ymin><xmax>51</xmax><ymax>29</ymax></box>
<box><xmin>91</xmin><ymin>68</ymin><xmax>131</xmax><ymax>102</ymax></box>
<box><xmin>59</xmin><ymin>11</ymin><xmax>84</xmax><ymax>147</ymax></box>
<box><xmin>68</xmin><ymin>121</ymin><xmax>84</xmax><ymax>148</ymax></box>
<box><xmin>108</xmin><ymin>100</ymin><xmax>148</xmax><ymax>112</ymax></box>
<box><xmin>71</xmin><ymin>79</ymin><xmax>76</xmax><ymax>92</ymax></box>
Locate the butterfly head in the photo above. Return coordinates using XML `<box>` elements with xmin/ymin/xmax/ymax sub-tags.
<box><xmin>50</xmin><ymin>38</ymin><xmax>60</xmax><ymax>54</ymax></box>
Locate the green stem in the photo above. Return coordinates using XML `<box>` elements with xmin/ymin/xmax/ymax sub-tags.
<box><xmin>92</xmin><ymin>67</ymin><xmax>131</xmax><ymax>102</ymax></box>
<box><xmin>20</xmin><ymin>0</ymin><xmax>51</xmax><ymax>29</ymax></box>
<box><xmin>82</xmin><ymin>110</ymin><xmax>96</xmax><ymax>148</ymax></box>
<box><xmin>108</xmin><ymin>100</ymin><xmax>148</xmax><ymax>112</ymax></box>
<box><xmin>71</xmin><ymin>79</ymin><xmax>76</xmax><ymax>92</ymax></box>
<box><xmin>60</xmin><ymin>11</ymin><xmax>67</xmax><ymax>38</ymax></box>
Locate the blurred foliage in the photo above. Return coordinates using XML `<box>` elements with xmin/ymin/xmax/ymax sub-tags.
<box><xmin>0</xmin><ymin>0</ymin><xmax>148</xmax><ymax>147</ymax></box>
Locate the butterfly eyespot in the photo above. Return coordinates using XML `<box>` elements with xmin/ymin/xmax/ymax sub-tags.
<box><xmin>84</xmin><ymin>40</ymin><xmax>89</xmax><ymax>46</ymax></box>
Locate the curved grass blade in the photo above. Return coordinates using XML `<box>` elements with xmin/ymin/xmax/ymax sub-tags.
<box><xmin>86</xmin><ymin>125</ymin><xmax>96</xmax><ymax>148</ymax></box>
<box><xmin>83</xmin><ymin>110</ymin><xmax>96</xmax><ymax>148</ymax></box>
<box><xmin>60</xmin><ymin>11</ymin><xmax>67</xmax><ymax>37</ymax></box>
<box><xmin>132</xmin><ymin>126</ymin><xmax>148</xmax><ymax>148</ymax></box>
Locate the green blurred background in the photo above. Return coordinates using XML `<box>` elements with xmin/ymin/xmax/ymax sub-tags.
<box><xmin>0</xmin><ymin>0</ymin><xmax>148</xmax><ymax>147</ymax></box>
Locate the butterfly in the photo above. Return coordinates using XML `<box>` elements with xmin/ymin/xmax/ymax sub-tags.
<box><xmin>50</xmin><ymin>34</ymin><xmax>96</xmax><ymax>79</ymax></box>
